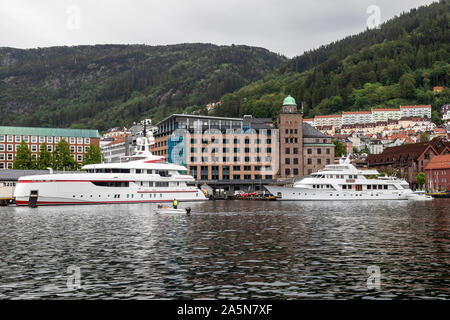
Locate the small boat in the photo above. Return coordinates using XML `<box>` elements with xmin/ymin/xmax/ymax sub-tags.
<box><xmin>407</xmin><ymin>191</ymin><xmax>433</xmax><ymax>201</ymax></box>
<box><xmin>155</xmin><ymin>206</ymin><xmax>191</xmax><ymax>215</ymax></box>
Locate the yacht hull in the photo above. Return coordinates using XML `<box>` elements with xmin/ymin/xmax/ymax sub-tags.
<box><xmin>264</xmin><ymin>185</ymin><xmax>412</xmax><ymax>201</ymax></box>
<box><xmin>14</xmin><ymin>180</ymin><xmax>207</xmax><ymax>206</ymax></box>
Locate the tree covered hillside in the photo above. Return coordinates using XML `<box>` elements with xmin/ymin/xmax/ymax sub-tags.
<box><xmin>213</xmin><ymin>1</ymin><xmax>449</xmax><ymax>124</ymax></box>
<box><xmin>0</xmin><ymin>44</ymin><xmax>286</xmax><ymax>131</ymax></box>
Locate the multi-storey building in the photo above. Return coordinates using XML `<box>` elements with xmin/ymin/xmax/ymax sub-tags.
<box><xmin>400</xmin><ymin>105</ymin><xmax>432</xmax><ymax>119</ymax></box>
<box><xmin>0</xmin><ymin>126</ymin><xmax>100</xmax><ymax>169</ymax></box>
<box><xmin>153</xmin><ymin>114</ymin><xmax>279</xmax><ymax>191</ymax></box>
<box><xmin>367</xmin><ymin>137</ymin><xmax>450</xmax><ymax>187</ymax></box>
<box><xmin>342</xmin><ymin>111</ymin><xmax>373</xmax><ymax>125</ymax></box>
<box><xmin>425</xmin><ymin>154</ymin><xmax>450</xmax><ymax>191</ymax></box>
<box><xmin>371</xmin><ymin>108</ymin><xmax>401</xmax><ymax>122</ymax></box>
<box><xmin>278</xmin><ymin>95</ymin><xmax>303</xmax><ymax>178</ymax></box>
<box><xmin>302</xmin><ymin>124</ymin><xmax>334</xmax><ymax>175</ymax></box>
<box><xmin>313</xmin><ymin>114</ymin><xmax>342</xmax><ymax>128</ymax></box>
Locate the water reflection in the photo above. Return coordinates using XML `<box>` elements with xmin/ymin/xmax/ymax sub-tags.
<box><xmin>0</xmin><ymin>200</ymin><xmax>448</xmax><ymax>299</ymax></box>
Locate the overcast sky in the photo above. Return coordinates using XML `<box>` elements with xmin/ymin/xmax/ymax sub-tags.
<box><xmin>0</xmin><ymin>0</ymin><xmax>437</xmax><ymax>58</ymax></box>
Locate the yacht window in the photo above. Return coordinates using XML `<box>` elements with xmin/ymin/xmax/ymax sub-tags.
<box><xmin>383</xmin><ymin>185</ymin><xmax>388</xmax><ymax>189</ymax></box>
<box><xmin>343</xmin><ymin>185</ymin><xmax>346</xmax><ymax>190</ymax></box>
<box><xmin>149</xmin><ymin>182</ymin><xmax>154</xmax><ymax>187</ymax></box>
<box><xmin>367</xmin><ymin>185</ymin><xmax>371</xmax><ymax>190</ymax></box>
<box><xmin>136</xmin><ymin>169</ymin><xmax>143</xmax><ymax>174</ymax></box>
<box><xmin>159</xmin><ymin>170</ymin><xmax>169</xmax><ymax>177</ymax></box>
<box><xmin>147</xmin><ymin>170</ymin><xmax>153</xmax><ymax>174</ymax></box>
<box><xmin>378</xmin><ymin>185</ymin><xmax>382</xmax><ymax>190</ymax></box>
<box><xmin>92</xmin><ymin>181</ymin><xmax>129</xmax><ymax>187</ymax></box>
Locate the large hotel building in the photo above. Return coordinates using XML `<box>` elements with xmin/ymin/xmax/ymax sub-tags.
<box><xmin>152</xmin><ymin>96</ymin><xmax>334</xmax><ymax>190</ymax></box>
<box><xmin>0</xmin><ymin>126</ymin><xmax>101</xmax><ymax>169</ymax></box>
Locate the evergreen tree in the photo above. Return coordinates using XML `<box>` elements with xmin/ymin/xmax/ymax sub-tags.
<box><xmin>13</xmin><ymin>141</ymin><xmax>33</xmax><ymax>169</ymax></box>
<box><xmin>82</xmin><ymin>144</ymin><xmax>103</xmax><ymax>165</ymax></box>
<box><xmin>52</xmin><ymin>139</ymin><xmax>78</xmax><ymax>171</ymax></box>
<box><xmin>38</xmin><ymin>143</ymin><xmax>53</xmax><ymax>169</ymax></box>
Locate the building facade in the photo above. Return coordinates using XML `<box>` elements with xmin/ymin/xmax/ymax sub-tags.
<box><xmin>400</xmin><ymin>105</ymin><xmax>432</xmax><ymax>119</ymax></box>
<box><xmin>278</xmin><ymin>95</ymin><xmax>303</xmax><ymax>178</ymax></box>
<box><xmin>0</xmin><ymin>126</ymin><xmax>100</xmax><ymax>169</ymax></box>
<box><xmin>342</xmin><ymin>111</ymin><xmax>373</xmax><ymax>125</ymax></box>
<box><xmin>425</xmin><ymin>154</ymin><xmax>450</xmax><ymax>191</ymax></box>
<box><xmin>371</xmin><ymin>108</ymin><xmax>401</xmax><ymax>122</ymax></box>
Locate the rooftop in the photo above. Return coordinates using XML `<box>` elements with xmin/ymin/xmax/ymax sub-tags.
<box><xmin>0</xmin><ymin>126</ymin><xmax>101</xmax><ymax>138</ymax></box>
<box><xmin>303</xmin><ymin>123</ymin><xmax>329</xmax><ymax>138</ymax></box>
<box><xmin>425</xmin><ymin>154</ymin><xmax>450</xmax><ymax>170</ymax></box>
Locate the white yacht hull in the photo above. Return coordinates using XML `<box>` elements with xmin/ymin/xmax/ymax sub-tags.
<box><xmin>264</xmin><ymin>185</ymin><xmax>413</xmax><ymax>201</ymax></box>
<box><xmin>15</xmin><ymin>180</ymin><xmax>206</xmax><ymax>206</ymax></box>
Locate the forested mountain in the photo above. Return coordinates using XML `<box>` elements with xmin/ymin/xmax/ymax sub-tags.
<box><xmin>0</xmin><ymin>44</ymin><xmax>286</xmax><ymax>130</ymax></box>
<box><xmin>213</xmin><ymin>1</ymin><xmax>450</xmax><ymax>124</ymax></box>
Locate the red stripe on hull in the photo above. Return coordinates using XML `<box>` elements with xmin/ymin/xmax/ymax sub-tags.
<box><xmin>15</xmin><ymin>199</ymin><xmax>177</xmax><ymax>206</ymax></box>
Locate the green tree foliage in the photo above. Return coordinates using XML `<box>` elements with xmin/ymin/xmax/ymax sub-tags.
<box><xmin>37</xmin><ymin>143</ymin><xmax>53</xmax><ymax>169</ymax></box>
<box><xmin>416</xmin><ymin>172</ymin><xmax>426</xmax><ymax>189</ymax></box>
<box><xmin>82</xmin><ymin>144</ymin><xmax>103</xmax><ymax>165</ymax></box>
<box><xmin>13</xmin><ymin>141</ymin><xmax>33</xmax><ymax>169</ymax></box>
<box><xmin>420</xmin><ymin>133</ymin><xmax>430</xmax><ymax>142</ymax></box>
<box><xmin>52</xmin><ymin>139</ymin><xmax>78</xmax><ymax>170</ymax></box>
<box><xmin>213</xmin><ymin>2</ymin><xmax>450</xmax><ymax>124</ymax></box>
<box><xmin>333</xmin><ymin>140</ymin><xmax>347</xmax><ymax>157</ymax></box>
<box><xmin>0</xmin><ymin>44</ymin><xmax>286</xmax><ymax>130</ymax></box>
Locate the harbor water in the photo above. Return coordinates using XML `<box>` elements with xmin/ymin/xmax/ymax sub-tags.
<box><xmin>0</xmin><ymin>200</ymin><xmax>448</xmax><ymax>299</ymax></box>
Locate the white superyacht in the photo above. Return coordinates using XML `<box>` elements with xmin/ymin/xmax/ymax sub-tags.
<box><xmin>265</xmin><ymin>157</ymin><xmax>427</xmax><ymax>201</ymax></box>
<box><xmin>14</xmin><ymin>125</ymin><xmax>206</xmax><ymax>206</ymax></box>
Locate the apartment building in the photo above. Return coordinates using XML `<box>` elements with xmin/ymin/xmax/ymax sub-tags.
<box><xmin>400</xmin><ymin>105</ymin><xmax>432</xmax><ymax>119</ymax></box>
<box><xmin>0</xmin><ymin>126</ymin><xmax>100</xmax><ymax>169</ymax></box>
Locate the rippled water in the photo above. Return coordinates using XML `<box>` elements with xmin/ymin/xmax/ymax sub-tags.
<box><xmin>0</xmin><ymin>200</ymin><xmax>449</xmax><ymax>299</ymax></box>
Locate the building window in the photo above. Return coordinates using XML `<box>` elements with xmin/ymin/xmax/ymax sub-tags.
<box><xmin>0</xmin><ymin>154</ymin><xmax>4</xmax><ymax>160</ymax></box>
<box><xmin>39</xmin><ymin>136</ymin><xmax>45</xmax><ymax>143</ymax></box>
<box><xmin>31</xmin><ymin>136</ymin><xmax>37</xmax><ymax>143</ymax></box>
<box><xmin>326</xmin><ymin>158</ymin><xmax>330</xmax><ymax>164</ymax></box>
<box><xmin>70</xmin><ymin>146</ymin><xmax>75</xmax><ymax>153</ymax></box>
<box><xmin>307</xmin><ymin>158</ymin><xmax>312</xmax><ymax>165</ymax></box>
<box><xmin>31</xmin><ymin>145</ymin><xmax>37</xmax><ymax>152</ymax></box>
<box><xmin>0</xmin><ymin>145</ymin><xmax>4</xmax><ymax>151</ymax></box>
<box><xmin>7</xmin><ymin>145</ymin><xmax>13</xmax><ymax>152</ymax></box>
<box><xmin>317</xmin><ymin>148</ymin><xmax>322</xmax><ymax>154</ymax></box>
<box><xmin>0</xmin><ymin>163</ymin><xmax>3</xmax><ymax>169</ymax></box>
<box><xmin>47</xmin><ymin>136</ymin><xmax>53</xmax><ymax>143</ymax></box>
<box><xmin>15</xmin><ymin>136</ymin><xmax>21</xmax><ymax>143</ymax></box>
<box><xmin>326</xmin><ymin>148</ymin><xmax>330</xmax><ymax>155</ymax></box>
<box><xmin>285</xmin><ymin>168</ymin><xmax>290</xmax><ymax>176</ymax></box>
<box><xmin>317</xmin><ymin>158</ymin><xmax>322</xmax><ymax>164</ymax></box>
<box><xmin>85</xmin><ymin>138</ymin><xmax>90</xmax><ymax>144</ymax></box>
<box><xmin>307</xmin><ymin>148</ymin><xmax>312</xmax><ymax>154</ymax></box>
<box><xmin>77</xmin><ymin>146</ymin><xmax>83</xmax><ymax>153</ymax></box>
<box><xmin>0</xmin><ymin>135</ymin><xmax>4</xmax><ymax>142</ymax></box>
<box><xmin>7</xmin><ymin>135</ymin><xmax>13</xmax><ymax>142</ymax></box>
<box><xmin>285</xmin><ymin>158</ymin><xmax>290</xmax><ymax>164</ymax></box>
<box><xmin>77</xmin><ymin>137</ymin><xmax>83</xmax><ymax>144</ymax></box>
<box><xmin>294</xmin><ymin>168</ymin><xmax>299</xmax><ymax>175</ymax></box>
<box><xmin>47</xmin><ymin>145</ymin><xmax>53</xmax><ymax>152</ymax></box>
<box><xmin>77</xmin><ymin>155</ymin><xmax>83</xmax><ymax>162</ymax></box>
<box><xmin>70</xmin><ymin>137</ymin><xmax>75</xmax><ymax>144</ymax></box>
<box><xmin>294</xmin><ymin>158</ymin><xmax>298</xmax><ymax>164</ymax></box>
<box><xmin>293</xmin><ymin>148</ymin><xmax>298</xmax><ymax>154</ymax></box>
<box><xmin>24</xmin><ymin>136</ymin><xmax>29</xmax><ymax>143</ymax></box>
<box><xmin>7</xmin><ymin>154</ymin><xmax>13</xmax><ymax>160</ymax></box>
<box><xmin>7</xmin><ymin>163</ymin><xmax>13</xmax><ymax>169</ymax></box>
<box><xmin>285</xmin><ymin>148</ymin><xmax>290</xmax><ymax>154</ymax></box>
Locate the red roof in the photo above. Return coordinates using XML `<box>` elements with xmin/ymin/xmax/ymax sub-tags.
<box><xmin>105</xmin><ymin>137</ymin><xmax>126</xmax><ymax>146</ymax></box>
<box><xmin>424</xmin><ymin>154</ymin><xmax>450</xmax><ymax>170</ymax></box>
<box><xmin>372</xmin><ymin>108</ymin><xmax>400</xmax><ymax>112</ymax></box>
<box><xmin>342</xmin><ymin>111</ymin><xmax>371</xmax><ymax>114</ymax></box>
<box><xmin>315</xmin><ymin>114</ymin><xmax>341</xmax><ymax>118</ymax></box>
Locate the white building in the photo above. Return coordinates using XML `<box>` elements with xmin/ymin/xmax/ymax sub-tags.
<box><xmin>371</xmin><ymin>108</ymin><xmax>401</xmax><ymax>122</ymax></box>
<box><xmin>368</xmin><ymin>140</ymin><xmax>383</xmax><ymax>154</ymax></box>
<box><xmin>101</xmin><ymin>137</ymin><xmax>127</xmax><ymax>163</ymax></box>
<box><xmin>342</xmin><ymin>111</ymin><xmax>373</xmax><ymax>125</ymax></box>
<box><xmin>314</xmin><ymin>114</ymin><xmax>342</xmax><ymax>128</ymax></box>
<box><xmin>399</xmin><ymin>105</ymin><xmax>432</xmax><ymax>119</ymax></box>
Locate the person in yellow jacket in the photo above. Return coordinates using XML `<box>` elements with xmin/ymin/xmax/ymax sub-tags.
<box><xmin>173</xmin><ymin>199</ymin><xmax>178</xmax><ymax>209</ymax></box>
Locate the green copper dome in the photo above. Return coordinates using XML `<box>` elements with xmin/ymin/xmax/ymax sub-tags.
<box><xmin>282</xmin><ymin>95</ymin><xmax>297</xmax><ymax>106</ymax></box>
